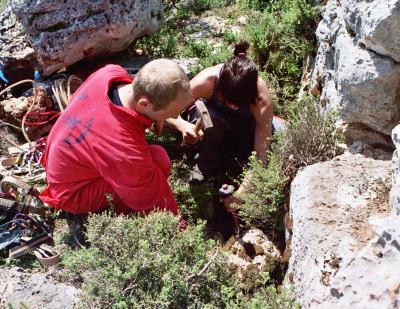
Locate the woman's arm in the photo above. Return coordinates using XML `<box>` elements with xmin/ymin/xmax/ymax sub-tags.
<box><xmin>250</xmin><ymin>77</ymin><xmax>273</xmax><ymax>164</ymax></box>
<box><xmin>236</xmin><ymin>77</ymin><xmax>273</xmax><ymax>196</ymax></box>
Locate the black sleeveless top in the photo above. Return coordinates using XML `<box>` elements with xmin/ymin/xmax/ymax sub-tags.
<box><xmin>205</xmin><ymin>66</ymin><xmax>255</xmax><ymax>132</ymax></box>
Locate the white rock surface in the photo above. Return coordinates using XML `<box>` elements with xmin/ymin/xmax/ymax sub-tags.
<box><xmin>1</xmin><ymin>0</ymin><xmax>164</xmax><ymax>75</ymax></box>
<box><xmin>391</xmin><ymin>125</ymin><xmax>400</xmax><ymax>214</ymax></box>
<box><xmin>0</xmin><ymin>267</ymin><xmax>80</xmax><ymax>308</ymax></box>
<box><xmin>311</xmin><ymin>0</ymin><xmax>400</xmax><ymax>156</ymax></box>
<box><xmin>342</xmin><ymin>0</ymin><xmax>400</xmax><ymax>62</ymax></box>
<box><xmin>319</xmin><ymin>214</ymin><xmax>400</xmax><ymax>308</ymax></box>
<box><xmin>287</xmin><ymin>153</ymin><xmax>397</xmax><ymax>308</ymax></box>
<box><xmin>225</xmin><ymin>227</ymin><xmax>281</xmax><ymax>278</ymax></box>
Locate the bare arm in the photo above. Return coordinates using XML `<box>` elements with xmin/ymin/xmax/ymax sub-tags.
<box><xmin>237</xmin><ymin>77</ymin><xmax>273</xmax><ymax>195</ymax></box>
<box><xmin>166</xmin><ymin>65</ymin><xmax>220</xmax><ymax>143</ymax></box>
<box><xmin>251</xmin><ymin>77</ymin><xmax>273</xmax><ymax>164</ymax></box>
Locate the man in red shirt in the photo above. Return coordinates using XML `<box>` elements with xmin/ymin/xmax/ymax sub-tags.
<box><xmin>40</xmin><ymin>59</ymin><xmax>192</xmax><ymax>218</ymax></box>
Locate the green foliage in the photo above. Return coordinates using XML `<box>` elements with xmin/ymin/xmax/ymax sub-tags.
<box><xmin>169</xmin><ymin>161</ymin><xmax>215</xmax><ymax>223</ymax></box>
<box><xmin>182</xmin><ymin>39</ymin><xmax>232</xmax><ymax>75</ymax></box>
<box><xmin>274</xmin><ymin>96</ymin><xmax>339</xmax><ymax>179</ymax></box>
<box><xmin>60</xmin><ymin>211</ymin><xmax>295</xmax><ymax>308</ymax></box>
<box><xmin>239</xmin><ymin>0</ymin><xmax>272</xmax><ymax>11</ymax></box>
<box><xmin>0</xmin><ymin>0</ymin><xmax>7</xmax><ymax>12</ymax></box>
<box><xmin>181</xmin><ymin>0</ymin><xmax>227</xmax><ymax>15</ymax></box>
<box><xmin>136</xmin><ymin>26</ymin><xmax>179</xmax><ymax>58</ymax></box>
<box><xmin>235</xmin><ymin>152</ymin><xmax>286</xmax><ymax>228</ymax></box>
<box><xmin>246</xmin><ymin>0</ymin><xmax>319</xmax><ymax>117</ymax></box>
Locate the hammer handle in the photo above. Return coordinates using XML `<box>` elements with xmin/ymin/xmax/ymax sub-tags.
<box><xmin>194</xmin><ymin>118</ymin><xmax>202</xmax><ymax>134</ymax></box>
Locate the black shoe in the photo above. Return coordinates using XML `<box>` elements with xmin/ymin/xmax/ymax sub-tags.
<box><xmin>66</xmin><ymin>213</ymin><xmax>88</xmax><ymax>247</ymax></box>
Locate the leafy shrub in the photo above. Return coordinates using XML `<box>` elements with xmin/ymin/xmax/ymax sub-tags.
<box><xmin>61</xmin><ymin>211</ymin><xmax>295</xmax><ymax>308</ymax></box>
<box><xmin>245</xmin><ymin>0</ymin><xmax>319</xmax><ymax>117</ymax></box>
<box><xmin>182</xmin><ymin>38</ymin><xmax>232</xmax><ymax>75</ymax></box>
<box><xmin>239</xmin><ymin>0</ymin><xmax>272</xmax><ymax>11</ymax></box>
<box><xmin>183</xmin><ymin>0</ymin><xmax>227</xmax><ymax>15</ymax></box>
<box><xmin>274</xmin><ymin>96</ymin><xmax>339</xmax><ymax>179</ymax></box>
<box><xmin>169</xmin><ymin>161</ymin><xmax>215</xmax><ymax>223</ymax></box>
<box><xmin>62</xmin><ymin>212</ymin><xmax>229</xmax><ymax>308</ymax></box>
<box><xmin>235</xmin><ymin>152</ymin><xmax>286</xmax><ymax>229</ymax></box>
<box><xmin>135</xmin><ymin>26</ymin><xmax>179</xmax><ymax>58</ymax></box>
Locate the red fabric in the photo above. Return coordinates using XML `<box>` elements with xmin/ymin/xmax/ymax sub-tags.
<box><xmin>40</xmin><ymin>64</ymin><xmax>178</xmax><ymax>215</ymax></box>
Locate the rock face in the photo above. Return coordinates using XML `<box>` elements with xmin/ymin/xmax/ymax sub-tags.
<box><xmin>287</xmin><ymin>153</ymin><xmax>400</xmax><ymax>308</ymax></box>
<box><xmin>0</xmin><ymin>0</ymin><xmax>163</xmax><ymax>75</ymax></box>
<box><xmin>391</xmin><ymin>125</ymin><xmax>400</xmax><ymax>214</ymax></box>
<box><xmin>311</xmin><ymin>0</ymin><xmax>400</xmax><ymax>157</ymax></box>
<box><xmin>0</xmin><ymin>267</ymin><xmax>80</xmax><ymax>308</ymax></box>
<box><xmin>225</xmin><ymin>227</ymin><xmax>282</xmax><ymax>279</ymax></box>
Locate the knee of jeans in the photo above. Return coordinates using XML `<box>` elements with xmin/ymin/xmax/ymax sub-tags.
<box><xmin>148</xmin><ymin>144</ymin><xmax>171</xmax><ymax>176</ymax></box>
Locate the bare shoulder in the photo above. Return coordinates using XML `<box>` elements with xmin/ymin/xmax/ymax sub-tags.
<box><xmin>256</xmin><ymin>77</ymin><xmax>272</xmax><ymax>107</ymax></box>
<box><xmin>190</xmin><ymin>64</ymin><xmax>223</xmax><ymax>100</ymax></box>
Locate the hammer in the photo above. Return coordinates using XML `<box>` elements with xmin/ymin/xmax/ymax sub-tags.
<box><xmin>193</xmin><ymin>100</ymin><xmax>213</xmax><ymax>133</ymax></box>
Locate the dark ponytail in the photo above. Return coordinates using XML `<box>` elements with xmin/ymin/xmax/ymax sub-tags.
<box><xmin>233</xmin><ymin>40</ymin><xmax>250</xmax><ymax>58</ymax></box>
<box><xmin>216</xmin><ymin>39</ymin><xmax>258</xmax><ymax>109</ymax></box>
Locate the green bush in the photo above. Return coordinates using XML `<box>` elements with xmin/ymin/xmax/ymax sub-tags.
<box><xmin>135</xmin><ymin>26</ymin><xmax>179</xmax><ymax>58</ymax></box>
<box><xmin>60</xmin><ymin>211</ymin><xmax>295</xmax><ymax>308</ymax></box>
<box><xmin>246</xmin><ymin>0</ymin><xmax>318</xmax><ymax>117</ymax></box>
<box><xmin>169</xmin><ymin>161</ymin><xmax>215</xmax><ymax>223</ymax></box>
<box><xmin>235</xmin><ymin>152</ymin><xmax>286</xmax><ymax>229</ymax></box>
<box><xmin>239</xmin><ymin>0</ymin><xmax>272</xmax><ymax>11</ymax></box>
<box><xmin>274</xmin><ymin>96</ymin><xmax>339</xmax><ymax>179</ymax></box>
<box><xmin>62</xmin><ymin>212</ymin><xmax>228</xmax><ymax>308</ymax></box>
<box><xmin>182</xmin><ymin>38</ymin><xmax>232</xmax><ymax>75</ymax></box>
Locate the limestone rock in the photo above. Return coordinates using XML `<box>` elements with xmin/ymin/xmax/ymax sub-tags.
<box><xmin>319</xmin><ymin>214</ymin><xmax>400</xmax><ymax>308</ymax></box>
<box><xmin>391</xmin><ymin>125</ymin><xmax>400</xmax><ymax>214</ymax></box>
<box><xmin>310</xmin><ymin>0</ymin><xmax>400</xmax><ymax>156</ymax></box>
<box><xmin>225</xmin><ymin>228</ymin><xmax>281</xmax><ymax>279</ymax></box>
<box><xmin>287</xmin><ymin>153</ymin><xmax>396</xmax><ymax>308</ymax></box>
<box><xmin>1</xmin><ymin>0</ymin><xmax>163</xmax><ymax>75</ymax></box>
<box><xmin>342</xmin><ymin>0</ymin><xmax>400</xmax><ymax>62</ymax></box>
<box><xmin>0</xmin><ymin>267</ymin><xmax>80</xmax><ymax>308</ymax></box>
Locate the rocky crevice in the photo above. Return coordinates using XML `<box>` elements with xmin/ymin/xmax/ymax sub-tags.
<box><xmin>310</xmin><ymin>0</ymin><xmax>400</xmax><ymax>159</ymax></box>
<box><xmin>0</xmin><ymin>0</ymin><xmax>164</xmax><ymax>75</ymax></box>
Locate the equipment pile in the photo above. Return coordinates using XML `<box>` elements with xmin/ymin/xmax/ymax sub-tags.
<box><xmin>0</xmin><ymin>68</ymin><xmax>82</xmax><ymax>267</ymax></box>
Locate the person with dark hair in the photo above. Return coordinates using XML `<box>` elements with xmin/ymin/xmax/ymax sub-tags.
<box><xmin>168</xmin><ymin>40</ymin><xmax>284</xmax><ymax>191</ymax></box>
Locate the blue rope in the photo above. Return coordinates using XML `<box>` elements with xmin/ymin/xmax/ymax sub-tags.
<box><xmin>0</xmin><ymin>69</ymin><xmax>9</xmax><ymax>83</ymax></box>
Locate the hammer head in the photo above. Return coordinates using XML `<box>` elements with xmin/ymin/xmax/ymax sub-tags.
<box><xmin>194</xmin><ymin>100</ymin><xmax>213</xmax><ymax>130</ymax></box>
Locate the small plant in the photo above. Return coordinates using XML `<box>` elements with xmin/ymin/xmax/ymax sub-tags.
<box><xmin>135</xmin><ymin>26</ymin><xmax>179</xmax><ymax>58</ymax></box>
<box><xmin>245</xmin><ymin>0</ymin><xmax>319</xmax><ymax>117</ymax></box>
<box><xmin>274</xmin><ymin>96</ymin><xmax>339</xmax><ymax>179</ymax></box>
<box><xmin>235</xmin><ymin>152</ymin><xmax>286</xmax><ymax>229</ymax></box>
<box><xmin>0</xmin><ymin>0</ymin><xmax>7</xmax><ymax>12</ymax></box>
<box><xmin>169</xmin><ymin>161</ymin><xmax>215</xmax><ymax>223</ymax></box>
<box><xmin>182</xmin><ymin>38</ymin><xmax>232</xmax><ymax>75</ymax></box>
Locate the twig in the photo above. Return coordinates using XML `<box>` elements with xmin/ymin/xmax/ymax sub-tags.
<box><xmin>185</xmin><ymin>251</ymin><xmax>218</xmax><ymax>283</ymax></box>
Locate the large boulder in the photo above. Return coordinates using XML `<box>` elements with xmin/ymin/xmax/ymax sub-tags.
<box><xmin>342</xmin><ymin>0</ymin><xmax>400</xmax><ymax>62</ymax></box>
<box><xmin>286</xmin><ymin>153</ymin><xmax>400</xmax><ymax>308</ymax></box>
<box><xmin>0</xmin><ymin>0</ymin><xmax>163</xmax><ymax>75</ymax></box>
<box><xmin>311</xmin><ymin>0</ymin><xmax>400</xmax><ymax>157</ymax></box>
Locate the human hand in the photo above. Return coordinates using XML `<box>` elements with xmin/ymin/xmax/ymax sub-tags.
<box><xmin>220</xmin><ymin>193</ymin><xmax>243</xmax><ymax>227</ymax></box>
<box><xmin>180</xmin><ymin>121</ymin><xmax>204</xmax><ymax>144</ymax></box>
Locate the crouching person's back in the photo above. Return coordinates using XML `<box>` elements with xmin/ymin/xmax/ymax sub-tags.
<box><xmin>40</xmin><ymin>59</ymin><xmax>192</xmax><ymax>220</ymax></box>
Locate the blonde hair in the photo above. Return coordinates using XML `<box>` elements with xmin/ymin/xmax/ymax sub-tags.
<box><xmin>133</xmin><ymin>59</ymin><xmax>191</xmax><ymax>111</ymax></box>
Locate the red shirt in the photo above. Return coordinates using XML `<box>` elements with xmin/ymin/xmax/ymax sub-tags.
<box><xmin>40</xmin><ymin>65</ymin><xmax>178</xmax><ymax>215</ymax></box>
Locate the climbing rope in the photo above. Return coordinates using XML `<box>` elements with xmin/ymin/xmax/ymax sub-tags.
<box><xmin>52</xmin><ymin>75</ymin><xmax>82</xmax><ymax>112</ymax></box>
<box><xmin>0</xmin><ymin>75</ymin><xmax>82</xmax><ymax>150</ymax></box>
